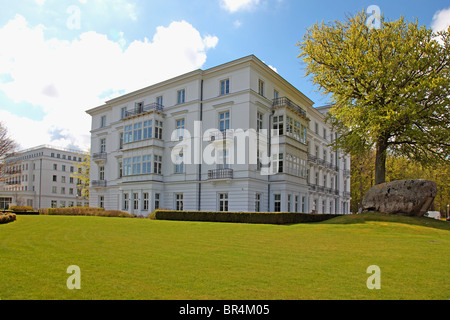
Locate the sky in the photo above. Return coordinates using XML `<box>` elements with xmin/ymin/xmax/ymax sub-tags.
<box><xmin>0</xmin><ymin>0</ymin><xmax>449</xmax><ymax>151</ymax></box>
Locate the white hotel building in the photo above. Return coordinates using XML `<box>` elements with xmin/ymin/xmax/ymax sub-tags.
<box><xmin>0</xmin><ymin>145</ymin><xmax>89</xmax><ymax>210</ymax></box>
<box><xmin>86</xmin><ymin>55</ymin><xmax>350</xmax><ymax>216</ymax></box>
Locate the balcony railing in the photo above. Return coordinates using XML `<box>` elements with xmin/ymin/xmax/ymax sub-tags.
<box><xmin>208</xmin><ymin>168</ymin><xmax>233</xmax><ymax>180</ymax></box>
<box><xmin>124</xmin><ymin>103</ymin><xmax>164</xmax><ymax>118</ymax></box>
<box><xmin>273</xmin><ymin>97</ymin><xmax>307</xmax><ymax>118</ymax></box>
<box><xmin>91</xmin><ymin>180</ymin><xmax>107</xmax><ymax>188</ymax></box>
<box><xmin>93</xmin><ymin>152</ymin><xmax>107</xmax><ymax>161</ymax></box>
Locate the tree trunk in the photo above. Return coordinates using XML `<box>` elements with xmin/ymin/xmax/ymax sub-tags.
<box><xmin>374</xmin><ymin>137</ymin><xmax>388</xmax><ymax>185</ymax></box>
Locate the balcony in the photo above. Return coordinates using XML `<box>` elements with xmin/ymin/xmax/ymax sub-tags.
<box><xmin>91</xmin><ymin>180</ymin><xmax>107</xmax><ymax>188</ymax></box>
<box><xmin>93</xmin><ymin>152</ymin><xmax>107</xmax><ymax>162</ymax></box>
<box><xmin>208</xmin><ymin>168</ymin><xmax>233</xmax><ymax>180</ymax></box>
<box><xmin>209</xmin><ymin>130</ymin><xmax>234</xmax><ymax>142</ymax></box>
<box><xmin>273</xmin><ymin>97</ymin><xmax>307</xmax><ymax>118</ymax></box>
<box><xmin>124</xmin><ymin>102</ymin><xmax>164</xmax><ymax>118</ymax></box>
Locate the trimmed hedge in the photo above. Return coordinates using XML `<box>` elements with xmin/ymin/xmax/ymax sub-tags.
<box><xmin>44</xmin><ymin>207</ymin><xmax>135</xmax><ymax>218</ymax></box>
<box><xmin>9</xmin><ymin>206</ymin><xmax>34</xmax><ymax>212</ymax></box>
<box><xmin>0</xmin><ymin>212</ymin><xmax>17</xmax><ymax>224</ymax></box>
<box><xmin>150</xmin><ymin>210</ymin><xmax>341</xmax><ymax>225</ymax></box>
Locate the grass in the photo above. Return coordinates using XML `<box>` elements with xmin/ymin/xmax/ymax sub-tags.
<box><xmin>0</xmin><ymin>213</ymin><xmax>448</xmax><ymax>300</ymax></box>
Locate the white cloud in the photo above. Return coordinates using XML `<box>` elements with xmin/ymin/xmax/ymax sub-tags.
<box><xmin>219</xmin><ymin>0</ymin><xmax>260</xmax><ymax>13</ymax></box>
<box><xmin>431</xmin><ymin>7</ymin><xmax>450</xmax><ymax>33</ymax></box>
<box><xmin>0</xmin><ymin>15</ymin><xmax>218</xmax><ymax>150</ymax></box>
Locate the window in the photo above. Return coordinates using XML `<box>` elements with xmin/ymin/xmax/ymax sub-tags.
<box><xmin>119</xmin><ymin>132</ymin><xmax>124</xmax><ymax>149</ymax></box>
<box><xmin>315</xmin><ymin>122</ymin><xmax>319</xmax><ymax>135</ymax></box>
<box><xmin>124</xmin><ymin>125</ymin><xmax>132</xmax><ymax>143</ymax></box>
<box><xmin>274</xmin><ymin>194</ymin><xmax>281</xmax><ymax>212</ymax></box>
<box><xmin>255</xmin><ymin>193</ymin><xmax>261</xmax><ymax>212</ymax></box>
<box><xmin>70</xmin><ymin>166</ymin><xmax>74</xmax><ymax>173</ymax></box>
<box><xmin>287</xmin><ymin>194</ymin><xmax>291</xmax><ymax>212</ymax></box>
<box><xmin>132</xmin><ymin>157</ymin><xmax>141</xmax><ymax>175</ymax></box>
<box><xmin>274</xmin><ymin>89</ymin><xmax>279</xmax><ymax>100</ymax></box>
<box><xmin>273</xmin><ymin>153</ymin><xmax>283</xmax><ymax>173</ymax></box>
<box><xmin>154</xmin><ymin>193</ymin><xmax>160</xmax><ymax>210</ymax></box>
<box><xmin>53</xmin><ymin>164</ymin><xmax>57</xmax><ymax>170</ymax></box>
<box><xmin>143</xmin><ymin>193</ymin><xmax>149</xmax><ymax>211</ymax></box>
<box><xmin>295</xmin><ymin>196</ymin><xmax>299</xmax><ymax>213</ymax></box>
<box><xmin>220</xmin><ymin>79</ymin><xmax>230</xmax><ymax>95</ymax></box>
<box><xmin>175</xmin><ymin>194</ymin><xmax>183</xmax><ymax>211</ymax></box>
<box><xmin>133</xmin><ymin>193</ymin><xmax>139</xmax><ymax>210</ymax></box>
<box><xmin>133</xmin><ymin>123</ymin><xmax>142</xmax><ymax>141</ymax></box>
<box><xmin>156</xmin><ymin>96</ymin><xmax>163</xmax><ymax>108</ymax></box>
<box><xmin>174</xmin><ymin>153</ymin><xmax>184</xmax><ymax>174</ymax></box>
<box><xmin>176</xmin><ymin>119</ymin><xmax>185</xmax><ymax>139</ymax></box>
<box><xmin>121</xmin><ymin>107</ymin><xmax>127</xmax><ymax>119</ymax></box>
<box><xmin>51</xmin><ymin>153</ymin><xmax>55</xmax><ymax>158</ymax></box>
<box><xmin>118</xmin><ymin>161</ymin><xmax>123</xmax><ymax>178</ymax></box>
<box><xmin>154</xmin><ymin>155</ymin><xmax>162</xmax><ymax>174</ymax></box>
<box><xmin>142</xmin><ymin>155</ymin><xmax>151</xmax><ymax>174</ymax></box>
<box><xmin>123</xmin><ymin>158</ymin><xmax>131</xmax><ymax>176</ymax></box>
<box><xmin>99</xmin><ymin>196</ymin><xmax>104</xmax><ymax>208</ymax></box>
<box><xmin>258</xmin><ymin>79</ymin><xmax>265</xmax><ymax>96</ymax></box>
<box><xmin>61</xmin><ymin>176</ymin><xmax>66</xmax><ymax>183</ymax></box>
<box><xmin>53</xmin><ymin>175</ymin><xmax>57</xmax><ymax>182</ymax></box>
<box><xmin>323</xmin><ymin>128</ymin><xmax>327</xmax><ymax>140</ymax></box>
<box><xmin>155</xmin><ymin>120</ymin><xmax>163</xmax><ymax>139</ymax></box>
<box><xmin>52</xmin><ymin>186</ymin><xmax>57</xmax><ymax>194</ymax></box>
<box><xmin>51</xmin><ymin>200</ymin><xmax>57</xmax><ymax>208</ymax></box>
<box><xmin>177</xmin><ymin>89</ymin><xmax>185</xmax><ymax>104</ymax></box>
<box><xmin>123</xmin><ymin>193</ymin><xmax>129</xmax><ymax>210</ymax></box>
<box><xmin>218</xmin><ymin>193</ymin><xmax>228</xmax><ymax>212</ymax></box>
<box><xmin>219</xmin><ymin>111</ymin><xmax>230</xmax><ymax>132</ymax></box>
<box><xmin>257</xmin><ymin>112</ymin><xmax>263</xmax><ymax>132</ymax></box>
<box><xmin>302</xmin><ymin>196</ymin><xmax>306</xmax><ymax>213</ymax></box>
<box><xmin>99</xmin><ymin>166</ymin><xmax>105</xmax><ymax>180</ymax></box>
<box><xmin>69</xmin><ymin>188</ymin><xmax>74</xmax><ymax>195</ymax></box>
<box><xmin>100</xmin><ymin>115</ymin><xmax>106</xmax><ymax>128</ymax></box>
<box><xmin>61</xmin><ymin>187</ymin><xmax>65</xmax><ymax>194</ymax></box>
<box><xmin>217</xmin><ymin>149</ymin><xmax>229</xmax><ymax>169</ymax></box>
<box><xmin>143</xmin><ymin>120</ymin><xmax>152</xmax><ymax>139</ymax></box>
<box><xmin>273</xmin><ymin>115</ymin><xmax>284</xmax><ymax>135</ymax></box>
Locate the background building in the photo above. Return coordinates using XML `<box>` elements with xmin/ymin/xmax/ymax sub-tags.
<box><xmin>86</xmin><ymin>55</ymin><xmax>350</xmax><ymax>216</ymax></box>
<box><xmin>0</xmin><ymin>145</ymin><xmax>89</xmax><ymax>210</ymax></box>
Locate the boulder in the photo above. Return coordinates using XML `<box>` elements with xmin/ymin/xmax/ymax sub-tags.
<box><xmin>362</xmin><ymin>179</ymin><xmax>437</xmax><ymax>216</ymax></box>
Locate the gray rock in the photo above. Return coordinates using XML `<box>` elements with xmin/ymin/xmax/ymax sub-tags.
<box><xmin>362</xmin><ymin>179</ymin><xmax>437</xmax><ymax>216</ymax></box>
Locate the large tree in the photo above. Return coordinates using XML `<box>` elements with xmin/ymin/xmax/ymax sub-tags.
<box><xmin>298</xmin><ymin>10</ymin><xmax>450</xmax><ymax>185</ymax></box>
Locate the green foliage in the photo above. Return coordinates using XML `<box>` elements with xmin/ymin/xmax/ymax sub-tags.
<box><xmin>45</xmin><ymin>206</ymin><xmax>135</xmax><ymax>218</ymax></box>
<box><xmin>151</xmin><ymin>209</ymin><xmax>339</xmax><ymax>224</ymax></box>
<box><xmin>298</xmin><ymin>10</ymin><xmax>450</xmax><ymax>184</ymax></box>
<box><xmin>71</xmin><ymin>151</ymin><xmax>90</xmax><ymax>200</ymax></box>
<box><xmin>9</xmin><ymin>206</ymin><xmax>34</xmax><ymax>212</ymax></box>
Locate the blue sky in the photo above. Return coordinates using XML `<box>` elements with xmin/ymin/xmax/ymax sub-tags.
<box><xmin>0</xmin><ymin>0</ymin><xmax>449</xmax><ymax>150</ymax></box>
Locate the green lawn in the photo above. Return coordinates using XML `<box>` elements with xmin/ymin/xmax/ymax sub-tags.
<box><xmin>0</xmin><ymin>213</ymin><xmax>448</xmax><ymax>300</ymax></box>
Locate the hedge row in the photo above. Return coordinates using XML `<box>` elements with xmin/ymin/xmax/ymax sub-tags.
<box><xmin>43</xmin><ymin>207</ymin><xmax>135</xmax><ymax>218</ymax></box>
<box><xmin>150</xmin><ymin>210</ymin><xmax>341</xmax><ymax>225</ymax></box>
<box><xmin>0</xmin><ymin>212</ymin><xmax>16</xmax><ymax>224</ymax></box>
<box><xmin>9</xmin><ymin>206</ymin><xmax>34</xmax><ymax>212</ymax></box>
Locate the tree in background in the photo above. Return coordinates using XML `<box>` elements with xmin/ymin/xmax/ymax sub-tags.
<box><xmin>0</xmin><ymin>122</ymin><xmax>17</xmax><ymax>181</ymax></box>
<box><xmin>298</xmin><ymin>10</ymin><xmax>450</xmax><ymax>185</ymax></box>
<box><xmin>71</xmin><ymin>150</ymin><xmax>90</xmax><ymax>202</ymax></box>
<box><xmin>350</xmin><ymin>151</ymin><xmax>450</xmax><ymax>216</ymax></box>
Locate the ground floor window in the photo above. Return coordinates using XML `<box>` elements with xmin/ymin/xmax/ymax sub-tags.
<box><xmin>255</xmin><ymin>193</ymin><xmax>261</xmax><ymax>212</ymax></box>
<box><xmin>155</xmin><ymin>193</ymin><xmax>160</xmax><ymax>210</ymax></box>
<box><xmin>0</xmin><ymin>197</ymin><xmax>12</xmax><ymax>209</ymax></box>
<box><xmin>274</xmin><ymin>194</ymin><xmax>281</xmax><ymax>212</ymax></box>
<box><xmin>143</xmin><ymin>193</ymin><xmax>149</xmax><ymax>211</ymax></box>
<box><xmin>99</xmin><ymin>196</ymin><xmax>104</xmax><ymax>208</ymax></box>
<box><xmin>133</xmin><ymin>193</ymin><xmax>139</xmax><ymax>210</ymax></box>
<box><xmin>175</xmin><ymin>193</ymin><xmax>183</xmax><ymax>211</ymax></box>
<box><xmin>218</xmin><ymin>193</ymin><xmax>228</xmax><ymax>211</ymax></box>
<box><xmin>123</xmin><ymin>193</ymin><xmax>129</xmax><ymax>210</ymax></box>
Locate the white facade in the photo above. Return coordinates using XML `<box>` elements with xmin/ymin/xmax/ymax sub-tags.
<box><xmin>0</xmin><ymin>145</ymin><xmax>89</xmax><ymax>210</ymax></box>
<box><xmin>86</xmin><ymin>55</ymin><xmax>351</xmax><ymax>216</ymax></box>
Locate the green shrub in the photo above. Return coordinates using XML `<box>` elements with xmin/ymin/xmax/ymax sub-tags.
<box><xmin>44</xmin><ymin>207</ymin><xmax>134</xmax><ymax>218</ymax></box>
<box><xmin>0</xmin><ymin>212</ymin><xmax>16</xmax><ymax>224</ymax></box>
<box><xmin>9</xmin><ymin>206</ymin><xmax>34</xmax><ymax>212</ymax></box>
<box><xmin>151</xmin><ymin>210</ymin><xmax>340</xmax><ymax>225</ymax></box>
